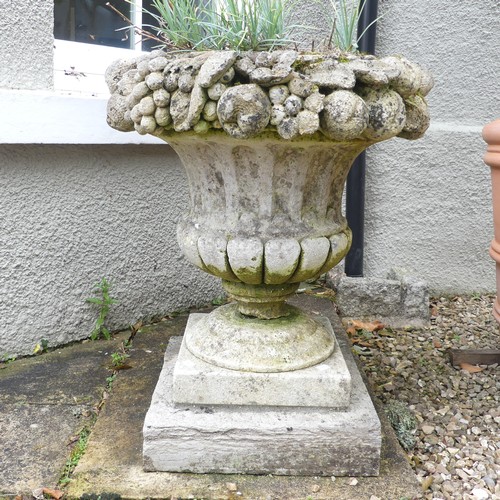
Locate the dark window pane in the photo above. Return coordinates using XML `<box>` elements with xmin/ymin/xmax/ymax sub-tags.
<box><xmin>54</xmin><ymin>0</ymin><xmax>133</xmax><ymax>49</ymax></box>
<box><xmin>141</xmin><ymin>0</ymin><xmax>161</xmax><ymax>51</ymax></box>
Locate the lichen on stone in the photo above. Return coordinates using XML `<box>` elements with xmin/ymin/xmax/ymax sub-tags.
<box><xmin>106</xmin><ymin>49</ymin><xmax>433</xmax><ymax>142</ymax></box>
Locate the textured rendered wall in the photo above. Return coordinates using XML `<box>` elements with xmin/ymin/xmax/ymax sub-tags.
<box><xmin>0</xmin><ymin>145</ymin><xmax>221</xmax><ymax>356</ymax></box>
<box><xmin>0</xmin><ymin>0</ymin><xmax>54</xmax><ymax>90</ymax></box>
<box><xmin>363</xmin><ymin>0</ymin><xmax>499</xmax><ymax>293</ymax></box>
<box><xmin>294</xmin><ymin>0</ymin><xmax>499</xmax><ymax>293</ymax></box>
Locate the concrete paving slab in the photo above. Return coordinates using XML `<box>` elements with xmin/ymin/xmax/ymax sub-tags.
<box><xmin>68</xmin><ymin>297</ymin><xmax>420</xmax><ymax>500</ymax></box>
<box><xmin>0</xmin><ymin>332</ymin><xmax>129</xmax><ymax>496</ymax></box>
<box><xmin>0</xmin><ymin>333</ymin><xmax>129</xmax><ymax>405</ymax></box>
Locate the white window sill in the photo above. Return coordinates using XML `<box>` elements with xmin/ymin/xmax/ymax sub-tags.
<box><xmin>0</xmin><ymin>41</ymin><xmax>164</xmax><ymax>145</ymax></box>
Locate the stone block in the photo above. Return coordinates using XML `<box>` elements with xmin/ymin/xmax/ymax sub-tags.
<box><xmin>143</xmin><ymin>336</ymin><xmax>381</xmax><ymax>476</ymax></box>
<box><xmin>333</xmin><ymin>267</ymin><xmax>429</xmax><ymax>327</ymax></box>
<box><xmin>172</xmin><ymin>314</ymin><xmax>351</xmax><ymax>408</ymax></box>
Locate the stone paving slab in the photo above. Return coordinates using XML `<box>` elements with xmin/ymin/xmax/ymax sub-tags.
<box><xmin>68</xmin><ymin>296</ymin><xmax>420</xmax><ymax>500</ymax></box>
<box><xmin>0</xmin><ymin>332</ymin><xmax>129</xmax><ymax>496</ymax></box>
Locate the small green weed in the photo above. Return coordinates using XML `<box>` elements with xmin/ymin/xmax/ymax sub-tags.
<box><xmin>211</xmin><ymin>295</ymin><xmax>227</xmax><ymax>306</ymax></box>
<box><xmin>86</xmin><ymin>278</ymin><xmax>118</xmax><ymax>340</ymax></box>
<box><xmin>59</xmin><ymin>426</ymin><xmax>92</xmax><ymax>485</ymax></box>
<box><xmin>110</xmin><ymin>351</ymin><xmax>130</xmax><ymax>368</ymax></box>
<box><xmin>1</xmin><ymin>354</ymin><xmax>17</xmax><ymax>364</ymax></box>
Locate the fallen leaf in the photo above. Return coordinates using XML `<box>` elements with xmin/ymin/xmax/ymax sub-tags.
<box><xmin>351</xmin><ymin>338</ymin><xmax>373</xmax><ymax>347</ymax></box>
<box><xmin>344</xmin><ymin>319</ymin><xmax>385</xmax><ymax>335</ymax></box>
<box><xmin>43</xmin><ymin>488</ymin><xmax>64</xmax><ymax>499</ymax></box>
<box><xmin>421</xmin><ymin>475</ymin><xmax>434</xmax><ymax>491</ymax></box>
<box><xmin>459</xmin><ymin>362</ymin><xmax>484</xmax><ymax>373</ymax></box>
<box><xmin>433</xmin><ymin>339</ymin><xmax>442</xmax><ymax>348</ymax></box>
<box><xmin>378</xmin><ymin>329</ymin><xmax>395</xmax><ymax>337</ymax></box>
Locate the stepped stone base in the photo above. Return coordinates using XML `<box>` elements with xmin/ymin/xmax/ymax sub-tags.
<box><xmin>172</xmin><ymin>313</ymin><xmax>352</xmax><ymax>408</ymax></box>
<box><xmin>143</xmin><ymin>330</ymin><xmax>382</xmax><ymax>476</ymax></box>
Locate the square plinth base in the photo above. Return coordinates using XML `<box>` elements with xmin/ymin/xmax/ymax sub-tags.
<box><xmin>172</xmin><ymin>313</ymin><xmax>351</xmax><ymax>408</ymax></box>
<box><xmin>143</xmin><ymin>336</ymin><xmax>381</xmax><ymax>476</ymax></box>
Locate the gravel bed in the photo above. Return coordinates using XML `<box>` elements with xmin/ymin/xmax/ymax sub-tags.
<box><xmin>353</xmin><ymin>295</ymin><xmax>500</xmax><ymax>499</ymax></box>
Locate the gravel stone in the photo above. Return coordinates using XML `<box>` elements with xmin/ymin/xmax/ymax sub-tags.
<box><xmin>220</xmin><ymin>67</ymin><xmax>235</xmax><ymax>84</ymax></box>
<box><xmin>320</xmin><ymin>90</ymin><xmax>368</xmax><ymax>141</ymax></box>
<box><xmin>106</xmin><ymin>94</ymin><xmax>134</xmax><ymax>132</ymax></box>
<box><xmin>308</xmin><ymin>62</ymin><xmax>356</xmax><ymax>89</ymax></box>
<box><xmin>399</xmin><ymin>95</ymin><xmax>430</xmax><ymax>140</ymax></box>
<box><xmin>136</xmin><ymin>59</ymin><xmax>151</xmax><ymax>77</ymax></box>
<box><xmin>170</xmin><ymin>89</ymin><xmax>191</xmax><ymax>131</ymax></box>
<box><xmin>350</xmin><ymin>293</ymin><xmax>500</xmax><ymax>500</ymax></box>
<box><xmin>140</xmin><ymin>114</ymin><xmax>156</xmax><ymax>134</ymax></box>
<box><xmin>131</xmin><ymin>81</ymin><xmax>151</xmax><ymax>100</ymax></box>
<box><xmin>217</xmin><ymin>84</ymin><xmax>271</xmax><ymax>138</ymax></box>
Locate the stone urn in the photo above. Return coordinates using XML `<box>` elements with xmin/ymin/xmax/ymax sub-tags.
<box><xmin>107</xmin><ymin>49</ymin><xmax>432</xmax><ymax>372</ymax></box>
<box><xmin>106</xmin><ymin>48</ymin><xmax>433</xmax><ymax>475</ymax></box>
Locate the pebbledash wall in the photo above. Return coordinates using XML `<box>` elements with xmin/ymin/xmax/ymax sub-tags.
<box><xmin>0</xmin><ymin>0</ymin><xmax>221</xmax><ymax>356</ymax></box>
<box><xmin>0</xmin><ymin>0</ymin><xmax>499</xmax><ymax>355</ymax></box>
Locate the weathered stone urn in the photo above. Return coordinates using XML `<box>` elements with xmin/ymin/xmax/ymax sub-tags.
<box><xmin>106</xmin><ymin>48</ymin><xmax>433</xmax><ymax>475</ymax></box>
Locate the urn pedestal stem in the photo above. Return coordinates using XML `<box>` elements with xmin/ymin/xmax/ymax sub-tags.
<box><xmin>221</xmin><ymin>281</ymin><xmax>299</xmax><ymax>319</ymax></box>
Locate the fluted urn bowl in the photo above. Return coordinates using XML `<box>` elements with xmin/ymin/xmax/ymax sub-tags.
<box><xmin>106</xmin><ymin>48</ymin><xmax>433</xmax><ymax>373</ymax></box>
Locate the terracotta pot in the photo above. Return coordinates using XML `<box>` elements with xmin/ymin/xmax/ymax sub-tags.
<box><xmin>483</xmin><ymin>119</ymin><xmax>500</xmax><ymax>322</ymax></box>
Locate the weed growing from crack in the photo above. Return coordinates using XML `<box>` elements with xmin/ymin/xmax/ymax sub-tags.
<box><xmin>86</xmin><ymin>278</ymin><xmax>118</xmax><ymax>340</ymax></box>
<box><xmin>59</xmin><ymin>426</ymin><xmax>92</xmax><ymax>486</ymax></box>
<box><xmin>110</xmin><ymin>343</ymin><xmax>131</xmax><ymax>369</ymax></box>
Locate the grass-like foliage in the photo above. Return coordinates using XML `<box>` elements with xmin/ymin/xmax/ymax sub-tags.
<box><xmin>113</xmin><ymin>0</ymin><xmax>381</xmax><ymax>52</ymax></box>
<box><xmin>327</xmin><ymin>0</ymin><xmax>380</xmax><ymax>52</ymax></box>
<box><xmin>143</xmin><ymin>0</ymin><xmax>298</xmax><ymax>51</ymax></box>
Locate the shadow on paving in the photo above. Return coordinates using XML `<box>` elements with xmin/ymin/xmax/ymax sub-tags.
<box><xmin>0</xmin><ymin>296</ymin><xmax>420</xmax><ymax>499</ymax></box>
<box><xmin>0</xmin><ymin>332</ymin><xmax>130</xmax><ymax>495</ymax></box>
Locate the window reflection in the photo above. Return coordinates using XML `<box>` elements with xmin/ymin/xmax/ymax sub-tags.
<box><xmin>54</xmin><ymin>0</ymin><xmax>157</xmax><ymax>50</ymax></box>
